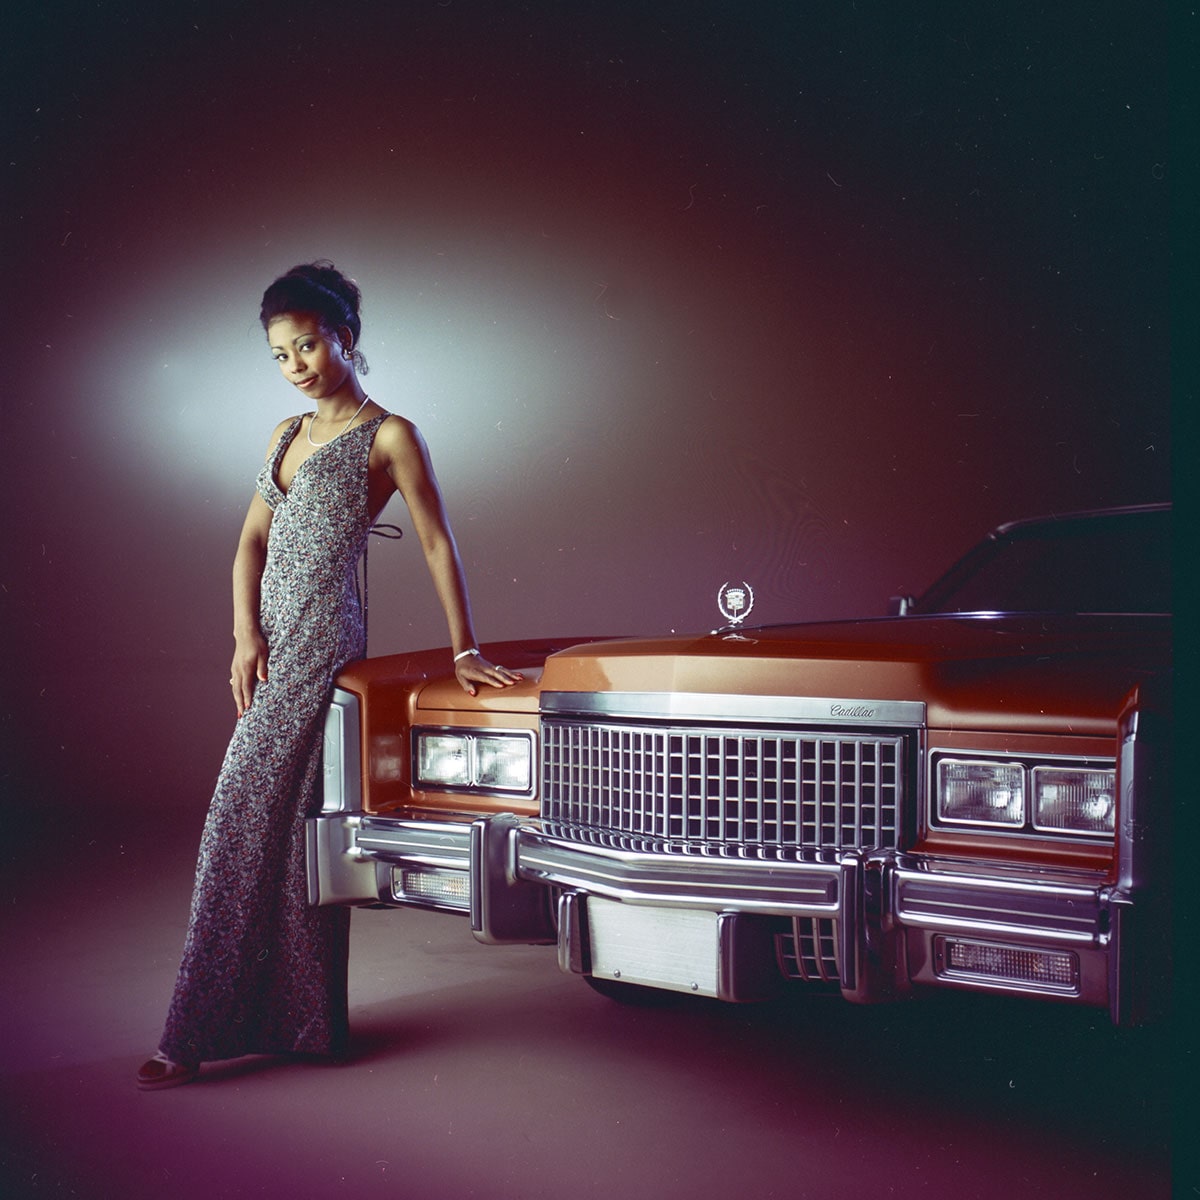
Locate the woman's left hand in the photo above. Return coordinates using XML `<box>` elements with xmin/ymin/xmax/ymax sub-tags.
<box><xmin>454</xmin><ymin>653</ymin><xmax>524</xmax><ymax>696</ymax></box>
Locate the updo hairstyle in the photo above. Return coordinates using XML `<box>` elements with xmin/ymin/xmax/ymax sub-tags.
<box><xmin>260</xmin><ymin>261</ymin><xmax>368</xmax><ymax>375</ymax></box>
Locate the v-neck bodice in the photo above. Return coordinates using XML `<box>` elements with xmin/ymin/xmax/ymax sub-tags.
<box><xmin>256</xmin><ymin>413</ymin><xmax>387</xmax><ymax>510</ymax></box>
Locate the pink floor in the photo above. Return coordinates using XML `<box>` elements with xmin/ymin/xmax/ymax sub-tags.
<box><xmin>0</xmin><ymin>807</ymin><xmax>1172</xmax><ymax>1199</ymax></box>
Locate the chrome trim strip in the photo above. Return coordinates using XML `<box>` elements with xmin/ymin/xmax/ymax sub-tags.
<box><xmin>514</xmin><ymin>828</ymin><xmax>840</xmax><ymax>915</ymax></box>
<box><xmin>320</xmin><ymin>688</ymin><xmax>362</xmax><ymax>814</ymax></box>
<box><xmin>542</xmin><ymin>691</ymin><xmax>925</xmax><ymax>727</ymax></box>
<box><xmin>355</xmin><ymin>817</ymin><xmax>472</xmax><ymax>871</ymax></box>
<box><xmin>1110</xmin><ymin>679</ymin><xmax>1172</xmax><ymax>1026</ymax></box>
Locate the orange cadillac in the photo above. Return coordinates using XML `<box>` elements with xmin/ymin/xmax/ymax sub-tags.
<box><xmin>308</xmin><ymin>504</ymin><xmax>1172</xmax><ymax>1025</ymax></box>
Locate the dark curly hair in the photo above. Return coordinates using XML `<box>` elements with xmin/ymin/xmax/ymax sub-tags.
<box><xmin>260</xmin><ymin>261</ymin><xmax>368</xmax><ymax>374</ymax></box>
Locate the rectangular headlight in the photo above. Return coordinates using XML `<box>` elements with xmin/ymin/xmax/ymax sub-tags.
<box><xmin>417</xmin><ymin>734</ymin><xmax>472</xmax><ymax>787</ymax></box>
<box><xmin>936</xmin><ymin>759</ymin><xmax>1024</xmax><ymax>827</ymax></box>
<box><xmin>475</xmin><ymin>735</ymin><xmax>533</xmax><ymax>791</ymax></box>
<box><xmin>1032</xmin><ymin>766</ymin><xmax>1116</xmax><ymax>836</ymax></box>
<box><xmin>415</xmin><ymin>729</ymin><xmax>533</xmax><ymax>794</ymax></box>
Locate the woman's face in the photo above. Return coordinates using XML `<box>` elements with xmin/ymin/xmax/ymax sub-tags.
<box><xmin>267</xmin><ymin>312</ymin><xmax>353</xmax><ymax>399</ymax></box>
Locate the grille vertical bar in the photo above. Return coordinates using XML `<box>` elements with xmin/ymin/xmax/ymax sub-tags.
<box><xmin>542</xmin><ymin>719</ymin><xmax>905</xmax><ymax>853</ymax></box>
<box><xmin>777</xmin><ymin>919</ymin><xmax>841</xmax><ymax>982</ymax></box>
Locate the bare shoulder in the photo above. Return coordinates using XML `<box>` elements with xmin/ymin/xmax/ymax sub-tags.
<box><xmin>373</xmin><ymin>413</ymin><xmax>428</xmax><ymax>459</ymax></box>
<box><xmin>375</xmin><ymin>412</ymin><xmax>421</xmax><ymax>444</ymax></box>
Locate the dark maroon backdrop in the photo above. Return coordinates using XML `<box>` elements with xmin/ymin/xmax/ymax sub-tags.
<box><xmin>1</xmin><ymin>3</ymin><xmax>1171</xmax><ymax>817</ymax></box>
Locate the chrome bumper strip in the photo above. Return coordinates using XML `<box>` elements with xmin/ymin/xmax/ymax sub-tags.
<box><xmin>511</xmin><ymin>828</ymin><xmax>1112</xmax><ymax>944</ymax></box>
<box><xmin>354</xmin><ymin>816</ymin><xmax>472</xmax><ymax>870</ymax></box>
<box><xmin>893</xmin><ymin>861</ymin><xmax>1107</xmax><ymax>945</ymax></box>
<box><xmin>515</xmin><ymin>829</ymin><xmax>840</xmax><ymax>914</ymax></box>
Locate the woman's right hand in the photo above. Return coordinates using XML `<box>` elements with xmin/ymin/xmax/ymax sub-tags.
<box><xmin>230</xmin><ymin>632</ymin><xmax>269</xmax><ymax>717</ymax></box>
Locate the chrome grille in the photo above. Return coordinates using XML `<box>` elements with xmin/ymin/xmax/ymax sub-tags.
<box><xmin>541</xmin><ymin>720</ymin><xmax>905</xmax><ymax>853</ymax></box>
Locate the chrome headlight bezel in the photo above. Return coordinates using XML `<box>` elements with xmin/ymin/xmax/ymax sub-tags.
<box><xmin>931</xmin><ymin>752</ymin><xmax>1116</xmax><ymax>839</ymax></box>
<box><xmin>412</xmin><ymin>727</ymin><xmax>536</xmax><ymax>797</ymax></box>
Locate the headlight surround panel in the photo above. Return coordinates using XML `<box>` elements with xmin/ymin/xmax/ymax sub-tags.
<box><xmin>413</xmin><ymin>727</ymin><xmax>536</xmax><ymax>796</ymax></box>
<box><xmin>932</xmin><ymin>753</ymin><xmax>1115</xmax><ymax>839</ymax></box>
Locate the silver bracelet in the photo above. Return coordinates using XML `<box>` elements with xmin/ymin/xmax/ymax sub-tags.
<box><xmin>454</xmin><ymin>648</ymin><xmax>480</xmax><ymax>663</ymax></box>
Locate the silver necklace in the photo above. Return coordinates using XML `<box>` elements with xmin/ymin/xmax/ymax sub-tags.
<box><xmin>307</xmin><ymin>394</ymin><xmax>371</xmax><ymax>446</ymax></box>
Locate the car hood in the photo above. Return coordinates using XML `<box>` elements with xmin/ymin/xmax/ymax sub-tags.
<box><xmin>537</xmin><ymin>613</ymin><xmax>1171</xmax><ymax>735</ymax></box>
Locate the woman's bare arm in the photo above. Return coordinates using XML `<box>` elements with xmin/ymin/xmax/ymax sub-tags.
<box><xmin>376</xmin><ymin>416</ymin><xmax>521</xmax><ymax>695</ymax></box>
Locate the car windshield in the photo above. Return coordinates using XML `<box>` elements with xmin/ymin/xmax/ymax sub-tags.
<box><xmin>913</xmin><ymin>507</ymin><xmax>1172</xmax><ymax>616</ymax></box>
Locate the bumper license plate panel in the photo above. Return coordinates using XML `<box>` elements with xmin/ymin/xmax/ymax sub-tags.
<box><xmin>587</xmin><ymin>898</ymin><xmax>719</xmax><ymax>997</ymax></box>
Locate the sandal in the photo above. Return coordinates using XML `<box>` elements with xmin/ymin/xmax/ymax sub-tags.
<box><xmin>136</xmin><ymin>1052</ymin><xmax>199</xmax><ymax>1091</ymax></box>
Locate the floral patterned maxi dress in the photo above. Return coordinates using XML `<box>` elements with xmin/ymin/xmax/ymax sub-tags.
<box><xmin>159</xmin><ymin>412</ymin><xmax>388</xmax><ymax>1064</ymax></box>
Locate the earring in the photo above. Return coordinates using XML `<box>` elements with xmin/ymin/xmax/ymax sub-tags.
<box><xmin>342</xmin><ymin>346</ymin><xmax>353</xmax><ymax>361</ymax></box>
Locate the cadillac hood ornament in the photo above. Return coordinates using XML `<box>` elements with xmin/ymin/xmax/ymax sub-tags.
<box><xmin>717</xmin><ymin>581</ymin><xmax>755</xmax><ymax>627</ymax></box>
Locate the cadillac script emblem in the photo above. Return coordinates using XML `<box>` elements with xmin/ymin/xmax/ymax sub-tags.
<box><xmin>717</xmin><ymin>581</ymin><xmax>755</xmax><ymax>626</ymax></box>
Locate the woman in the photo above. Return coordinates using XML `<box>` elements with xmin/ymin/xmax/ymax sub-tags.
<box><xmin>137</xmin><ymin>262</ymin><xmax>520</xmax><ymax>1089</ymax></box>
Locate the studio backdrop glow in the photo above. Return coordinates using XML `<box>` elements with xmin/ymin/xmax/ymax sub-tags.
<box><xmin>4</xmin><ymin>3</ymin><xmax>1168</xmax><ymax>806</ymax></box>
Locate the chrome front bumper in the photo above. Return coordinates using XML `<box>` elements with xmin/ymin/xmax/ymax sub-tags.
<box><xmin>470</xmin><ymin>816</ymin><xmax>1144</xmax><ymax>1023</ymax></box>
<box><xmin>307</xmin><ymin>809</ymin><xmax>1151</xmax><ymax>1024</ymax></box>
